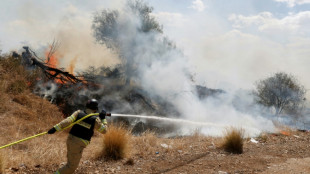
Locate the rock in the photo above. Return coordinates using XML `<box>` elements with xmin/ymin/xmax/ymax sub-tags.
<box><xmin>250</xmin><ymin>138</ymin><xmax>259</xmax><ymax>143</ymax></box>
<box><xmin>160</xmin><ymin>143</ymin><xmax>172</xmax><ymax>149</ymax></box>
<box><xmin>131</xmin><ymin>122</ymin><xmax>147</xmax><ymax>135</ymax></box>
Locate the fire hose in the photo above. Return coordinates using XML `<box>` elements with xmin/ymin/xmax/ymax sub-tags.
<box><xmin>0</xmin><ymin>113</ymin><xmax>109</xmax><ymax>149</ymax></box>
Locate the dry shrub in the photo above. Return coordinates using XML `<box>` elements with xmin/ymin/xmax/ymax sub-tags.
<box><xmin>0</xmin><ymin>56</ymin><xmax>40</xmax><ymax>93</ymax></box>
<box><xmin>24</xmin><ymin>68</ymin><xmax>41</xmax><ymax>90</ymax></box>
<box><xmin>257</xmin><ymin>132</ymin><xmax>268</xmax><ymax>143</ymax></box>
<box><xmin>0</xmin><ymin>151</ymin><xmax>6</xmax><ymax>174</ymax></box>
<box><xmin>7</xmin><ymin>79</ymin><xmax>28</xmax><ymax>94</ymax></box>
<box><xmin>221</xmin><ymin>127</ymin><xmax>244</xmax><ymax>154</ymax></box>
<box><xmin>0</xmin><ymin>56</ymin><xmax>21</xmax><ymax>72</ymax></box>
<box><xmin>98</xmin><ymin>124</ymin><xmax>131</xmax><ymax>160</ymax></box>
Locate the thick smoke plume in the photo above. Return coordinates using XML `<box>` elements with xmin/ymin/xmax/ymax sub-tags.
<box><xmin>90</xmin><ymin>0</ymin><xmax>275</xmax><ymax>137</ymax></box>
<box><xmin>10</xmin><ymin>0</ymin><xmax>276</xmax><ymax>137</ymax></box>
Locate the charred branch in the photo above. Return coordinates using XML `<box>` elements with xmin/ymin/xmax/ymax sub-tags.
<box><xmin>19</xmin><ymin>46</ymin><xmax>87</xmax><ymax>86</ymax></box>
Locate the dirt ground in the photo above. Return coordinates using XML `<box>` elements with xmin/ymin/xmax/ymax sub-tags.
<box><xmin>4</xmin><ymin>129</ymin><xmax>310</xmax><ymax>174</ymax></box>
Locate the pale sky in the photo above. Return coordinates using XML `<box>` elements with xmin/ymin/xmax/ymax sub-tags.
<box><xmin>0</xmin><ymin>0</ymin><xmax>310</xmax><ymax>92</ymax></box>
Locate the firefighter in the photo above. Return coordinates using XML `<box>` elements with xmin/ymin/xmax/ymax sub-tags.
<box><xmin>47</xmin><ymin>99</ymin><xmax>108</xmax><ymax>174</ymax></box>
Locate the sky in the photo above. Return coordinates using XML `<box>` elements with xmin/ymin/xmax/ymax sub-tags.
<box><xmin>0</xmin><ymin>0</ymin><xmax>310</xmax><ymax>92</ymax></box>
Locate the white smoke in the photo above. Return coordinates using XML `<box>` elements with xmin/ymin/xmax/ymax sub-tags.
<box><xmin>2</xmin><ymin>1</ymin><xmax>121</xmax><ymax>71</ymax></box>
<box><xmin>1</xmin><ymin>0</ymin><xmax>279</xmax><ymax>137</ymax></box>
<box><xmin>94</xmin><ymin>2</ymin><xmax>276</xmax><ymax>137</ymax></box>
<box><xmin>54</xmin><ymin>15</ymin><xmax>120</xmax><ymax>72</ymax></box>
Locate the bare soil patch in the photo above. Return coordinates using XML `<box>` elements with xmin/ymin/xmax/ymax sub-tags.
<box><xmin>3</xmin><ymin>130</ymin><xmax>310</xmax><ymax>174</ymax></box>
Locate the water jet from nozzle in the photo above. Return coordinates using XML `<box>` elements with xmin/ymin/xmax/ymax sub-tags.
<box><xmin>111</xmin><ymin>113</ymin><xmax>263</xmax><ymax>137</ymax></box>
<box><xmin>112</xmin><ymin>113</ymin><xmax>225</xmax><ymax>128</ymax></box>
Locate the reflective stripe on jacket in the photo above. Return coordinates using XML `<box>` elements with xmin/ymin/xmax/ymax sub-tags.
<box><xmin>53</xmin><ymin>109</ymin><xmax>108</xmax><ymax>144</ymax></box>
<box><xmin>69</xmin><ymin>111</ymin><xmax>96</xmax><ymax>141</ymax></box>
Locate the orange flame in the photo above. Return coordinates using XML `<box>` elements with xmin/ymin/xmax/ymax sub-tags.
<box><xmin>44</xmin><ymin>47</ymin><xmax>83</xmax><ymax>85</ymax></box>
<box><xmin>67</xmin><ymin>57</ymin><xmax>77</xmax><ymax>75</ymax></box>
<box><xmin>45</xmin><ymin>50</ymin><xmax>59</xmax><ymax>68</ymax></box>
<box><xmin>280</xmin><ymin>130</ymin><xmax>290</xmax><ymax>136</ymax></box>
<box><xmin>45</xmin><ymin>48</ymin><xmax>64</xmax><ymax>84</ymax></box>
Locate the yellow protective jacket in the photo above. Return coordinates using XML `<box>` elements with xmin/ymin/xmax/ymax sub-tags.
<box><xmin>53</xmin><ymin>109</ymin><xmax>107</xmax><ymax>145</ymax></box>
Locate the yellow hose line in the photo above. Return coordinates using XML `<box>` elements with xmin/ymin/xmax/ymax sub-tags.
<box><xmin>0</xmin><ymin>132</ymin><xmax>48</xmax><ymax>149</ymax></box>
<box><xmin>0</xmin><ymin>113</ymin><xmax>99</xmax><ymax>150</ymax></box>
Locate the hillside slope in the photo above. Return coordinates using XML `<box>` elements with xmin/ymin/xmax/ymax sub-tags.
<box><xmin>0</xmin><ymin>56</ymin><xmax>65</xmax><ymax>169</ymax></box>
<box><xmin>1</xmin><ymin>56</ymin><xmax>310</xmax><ymax>174</ymax></box>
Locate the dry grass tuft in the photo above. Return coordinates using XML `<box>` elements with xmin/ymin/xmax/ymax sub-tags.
<box><xmin>257</xmin><ymin>132</ymin><xmax>268</xmax><ymax>143</ymax></box>
<box><xmin>7</xmin><ymin>79</ymin><xmax>28</xmax><ymax>94</ymax></box>
<box><xmin>98</xmin><ymin>124</ymin><xmax>131</xmax><ymax>160</ymax></box>
<box><xmin>0</xmin><ymin>56</ymin><xmax>22</xmax><ymax>72</ymax></box>
<box><xmin>221</xmin><ymin>127</ymin><xmax>244</xmax><ymax>154</ymax></box>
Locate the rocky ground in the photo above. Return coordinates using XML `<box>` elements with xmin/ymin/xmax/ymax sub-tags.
<box><xmin>4</xmin><ymin>130</ymin><xmax>310</xmax><ymax>174</ymax></box>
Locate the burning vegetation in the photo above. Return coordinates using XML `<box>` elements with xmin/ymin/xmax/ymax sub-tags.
<box><xmin>1</xmin><ymin>0</ymin><xmax>310</xmax><ymax>173</ymax></box>
<box><xmin>2</xmin><ymin>52</ymin><xmax>310</xmax><ymax>173</ymax></box>
<box><xmin>8</xmin><ymin>0</ymin><xmax>226</xmax><ymax>134</ymax></box>
<box><xmin>10</xmin><ymin>44</ymin><xmax>222</xmax><ymax>135</ymax></box>
<box><xmin>4</xmin><ymin>0</ymin><xmax>308</xmax><ymax>136</ymax></box>
<box><xmin>0</xmin><ymin>0</ymin><xmax>308</xmax><ymax>140</ymax></box>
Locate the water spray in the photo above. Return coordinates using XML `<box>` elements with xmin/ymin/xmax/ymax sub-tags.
<box><xmin>111</xmin><ymin>113</ymin><xmax>263</xmax><ymax>137</ymax></box>
<box><xmin>111</xmin><ymin>113</ymin><xmax>225</xmax><ymax>128</ymax></box>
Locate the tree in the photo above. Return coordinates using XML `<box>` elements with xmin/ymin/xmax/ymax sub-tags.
<box><xmin>253</xmin><ymin>72</ymin><xmax>306</xmax><ymax>116</ymax></box>
<box><xmin>92</xmin><ymin>0</ymin><xmax>165</xmax><ymax>85</ymax></box>
<box><xmin>92</xmin><ymin>0</ymin><xmax>162</xmax><ymax>49</ymax></box>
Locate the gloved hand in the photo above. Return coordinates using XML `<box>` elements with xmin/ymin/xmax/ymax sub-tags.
<box><xmin>99</xmin><ymin>109</ymin><xmax>107</xmax><ymax>120</ymax></box>
<box><xmin>47</xmin><ymin>127</ymin><xmax>56</xmax><ymax>134</ymax></box>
